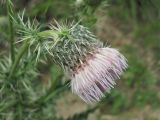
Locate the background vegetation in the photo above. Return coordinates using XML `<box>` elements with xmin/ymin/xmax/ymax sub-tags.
<box><xmin>0</xmin><ymin>0</ymin><xmax>160</xmax><ymax>120</ymax></box>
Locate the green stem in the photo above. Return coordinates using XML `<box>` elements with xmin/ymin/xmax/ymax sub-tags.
<box><xmin>36</xmin><ymin>83</ymin><xmax>68</xmax><ymax>103</ymax></box>
<box><xmin>38</xmin><ymin>30</ymin><xmax>60</xmax><ymax>48</ymax></box>
<box><xmin>37</xmin><ymin>30</ymin><xmax>58</xmax><ymax>39</ymax></box>
<box><xmin>7</xmin><ymin>0</ymin><xmax>15</xmax><ymax>62</ymax></box>
<box><xmin>44</xmin><ymin>86</ymin><xmax>67</xmax><ymax>102</ymax></box>
<box><xmin>8</xmin><ymin>40</ymin><xmax>29</xmax><ymax>80</ymax></box>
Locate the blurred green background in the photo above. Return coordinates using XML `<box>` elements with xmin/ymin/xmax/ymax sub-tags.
<box><xmin>0</xmin><ymin>0</ymin><xmax>160</xmax><ymax>120</ymax></box>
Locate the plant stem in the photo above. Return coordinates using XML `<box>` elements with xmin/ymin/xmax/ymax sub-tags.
<box><xmin>8</xmin><ymin>40</ymin><xmax>29</xmax><ymax>80</ymax></box>
<box><xmin>36</xmin><ymin>82</ymin><xmax>68</xmax><ymax>103</ymax></box>
<box><xmin>7</xmin><ymin>0</ymin><xmax>15</xmax><ymax>62</ymax></box>
<box><xmin>37</xmin><ymin>30</ymin><xmax>58</xmax><ymax>39</ymax></box>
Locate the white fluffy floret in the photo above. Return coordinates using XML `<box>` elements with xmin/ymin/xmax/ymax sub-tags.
<box><xmin>70</xmin><ymin>47</ymin><xmax>128</xmax><ymax>103</ymax></box>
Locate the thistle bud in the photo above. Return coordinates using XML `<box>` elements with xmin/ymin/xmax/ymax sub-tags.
<box><xmin>49</xmin><ymin>22</ymin><xmax>128</xmax><ymax>103</ymax></box>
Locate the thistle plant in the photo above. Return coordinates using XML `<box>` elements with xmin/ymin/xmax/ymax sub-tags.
<box><xmin>12</xmin><ymin>14</ymin><xmax>128</xmax><ymax>103</ymax></box>
<box><xmin>0</xmin><ymin>0</ymin><xmax>128</xmax><ymax>119</ymax></box>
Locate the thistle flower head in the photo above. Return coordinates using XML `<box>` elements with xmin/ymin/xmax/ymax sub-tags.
<box><xmin>48</xmin><ymin>22</ymin><xmax>128</xmax><ymax>103</ymax></box>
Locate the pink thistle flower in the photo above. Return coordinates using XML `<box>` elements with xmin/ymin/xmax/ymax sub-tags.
<box><xmin>48</xmin><ymin>22</ymin><xmax>128</xmax><ymax>103</ymax></box>
<box><xmin>70</xmin><ymin>47</ymin><xmax>128</xmax><ymax>103</ymax></box>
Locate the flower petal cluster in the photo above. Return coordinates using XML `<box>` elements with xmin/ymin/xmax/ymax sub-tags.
<box><xmin>70</xmin><ymin>47</ymin><xmax>128</xmax><ymax>103</ymax></box>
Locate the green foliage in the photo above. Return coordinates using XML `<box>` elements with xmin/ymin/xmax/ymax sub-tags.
<box><xmin>67</xmin><ymin>107</ymin><xmax>97</xmax><ymax>120</ymax></box>
<box><xmin>123</xmin><ymin>45</ymin><xmax>156</xmax><ymax>88</ymax></box>
<box><xmin>107</xmin><ymin>0</ymin><xmax>160</xmax><ymax>23</ymax></box>
<box><xmin>133</xmin><ymin>89</ymin><xmax>159</xmax><ymax>108</ymax></box>
<box><xmin>134</xmin><ymin>21</ymin><xmax>160</xmax><ymax>62</ymax></box>
<box><xmin>104</xmin><ymin>90</ymin><xmax>126</xmax><ymax>114</ymax></box>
